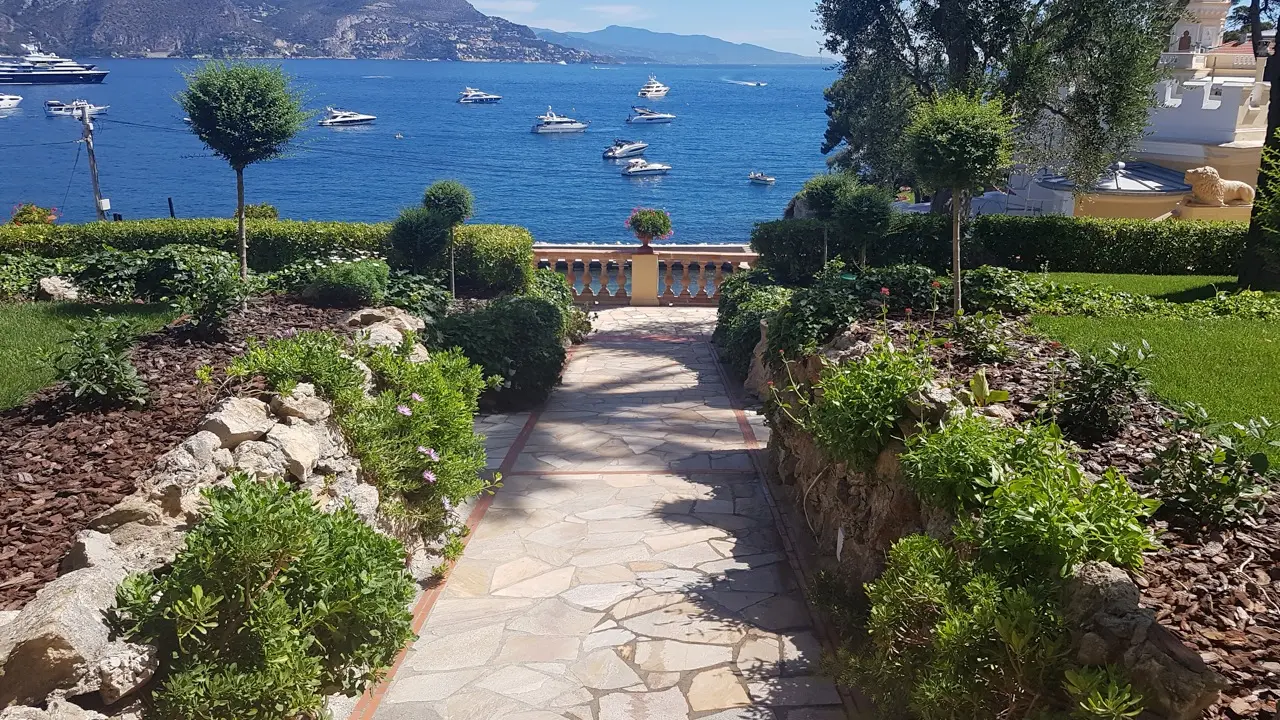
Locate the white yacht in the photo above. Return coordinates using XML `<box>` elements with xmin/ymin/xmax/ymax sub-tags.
<box><xmin>0</xmin><ymin>49</ymin><xmax>108</xmax><ymax>85</ymax></box>
<box><xmin>627</xmin><ymin>106</ymin><xmax>676</xmax><ymax>124</ymax></box>
<box><xmin>44</xmin><ymin>99</ymin><xmax>107</xmax><ymax>117</ymax></box>
<box><xmin>0</xmin><ymin>94</ymin><xmax>20</xmax><ymax>109</ymax></box>
<box><xmin>319</xmin><ymin>108</ymin><xmax>376</xmax><ymax>126</ymax></box>
<box><xmin>749</xmin><ymin>171</ymin><xmax>776</xmax><ymax>185</ymax></box>
<box><xmin>638</xmin><ymin>76</ymin><xmax>670</xmax><ymax>98</ymax></box>
<box><xmin>603</xmin><ymin>139</ymin><xmax>649</xmax><ymax>159</ymax></box>
<box><xmin>622</xmin><ymin>158</ymin><xmax>671</xmax><ymax>177</ymax></box>
<box><xmin>458</xmin><ymin>87</ymin><xmax>502</xmax><ymax>104</ymax></box>
<box><xmin>531</xmin><ymin>107</ymin><xmax>589</xmax><ymax>134</ymax></box>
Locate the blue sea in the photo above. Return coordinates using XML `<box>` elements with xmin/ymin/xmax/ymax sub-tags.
<box><xmin>0</xmin><ymin>60</ymin><xmax>836</xmax><ymax>244</ymax></box>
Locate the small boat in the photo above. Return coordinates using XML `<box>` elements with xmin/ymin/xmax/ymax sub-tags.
<box><xmin>627</xmin><ymin>106</ymin><xmax>676</xmax><ymax>124</ymax></box>
<box><xmin>603</xmin><ymin>139</ymin><xmax>648</xmax><ymax>159</ymax></box>
<box><xmin>622</xmin><ymin>158</ymin><xmax>671</xmax><ymax>177</ymax></box>
<box><xmin>532</xmin><ymin>107</ymin><xmax>589</xmax><ymax>134</ymax></box>
<box><xmin>638</xmin><ymin>76</ymin><xmax>670</xmax><ymax>98</ymax></box>
<box><xmin>0</xmin><ymin>94</ymin><xmax>20</xmax><ymax>109</ymax></box>
<box><xmin>318</xmin><ymin>107</ymin><xmax>376</xmax><ymax>126</ymax></box>
<box><xmin>749</xmin><ymin>171</ymin><xmax>776</xmax><ymax>185</ymax></box>
<box><xmin>458</xmin><ymin>87</ymin><xmax>502</xmax><ymax>104</ymax></box>
<box><xmin>44</xmin><ymin>99</ymin><xmax>107</xmax><ymax>117</ymax></box>
<box><xmin>745</xmin><ymin>81</ymin><xmax>768</xmax><ymax>87</ymax></box>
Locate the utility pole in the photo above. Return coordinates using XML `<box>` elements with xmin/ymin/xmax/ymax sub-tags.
<box><xmin>80</xmin><ymin>107</ymin><xmax>107</xmax><ymax>221</ymax></box>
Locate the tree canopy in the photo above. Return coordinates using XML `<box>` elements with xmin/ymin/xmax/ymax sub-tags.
<box><xmin>178</xmin><ymin>62</ymin><xmax>308</xmax><ymax>172</ymax></box>
<box><xmin>818</xmin><ymin>0</ymin><xmax>1186</xmax><ymax>187</ymax></box>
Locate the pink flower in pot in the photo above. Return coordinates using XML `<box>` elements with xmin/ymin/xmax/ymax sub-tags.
<box><xmin>624</xmin><ymin>208</ymin><xmax>674</xmax><ymax>254</ymax></box>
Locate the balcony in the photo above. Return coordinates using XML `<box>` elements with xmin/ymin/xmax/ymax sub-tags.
<box><xmin>533</xmin><ymin>243</ymin><xmax>758</xmax><ymax>306</ymax></box>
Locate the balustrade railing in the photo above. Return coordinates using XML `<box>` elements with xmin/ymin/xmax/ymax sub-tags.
<box><xmin>533</xmin><ymin>244</ymin><xmax>758</xmax><ymax>307</ymax></box>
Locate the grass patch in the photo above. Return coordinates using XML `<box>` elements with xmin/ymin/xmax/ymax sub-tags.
<box><xmin>1031</xmin><ymin>315</ymin><xmax>1280</xmax><ymax>425</ymax></box>
<box><xmin>0</xmin><ymin>302</ymin><xmax>174</xmax><ymax>410</ymax></box>
<box><xmin>1042</xmin><ymin>273</ymin><xmax>1238</xmax><ymax>302</ymax></box>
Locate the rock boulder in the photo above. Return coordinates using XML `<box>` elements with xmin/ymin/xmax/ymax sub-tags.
<box><xmin>198</xmin><ymin>397</ymin><xmax>275</xmax><ymax>448</ymax></box>
<box><xmin>35</xmin><ymin>277</ymin><xmax>80</xmax><ymax>303</ymax></box>
<box><xmin>345</xmin><ymin>306</ymin><xmax>425</xmax><ymax>334</ymax></box>
<box><xmin>0</xmin><ymin>699</ymin><xmax>106</xmax><ymax>720</ymax></box>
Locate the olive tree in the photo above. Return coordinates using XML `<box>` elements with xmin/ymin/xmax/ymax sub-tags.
<box><xmin>423</xmin><ymin>180</ymin><xmax>475</xmax><ymax>296</ymax></box>
<box><xmin>904</xmin><ymin>93</ymin><xmax>1014</xmax><ymax>314</ymax></box>
<box><xmin>179</xmin><ymin>62</ymin><xmax>308</xmax><ymax>279</ymax></box>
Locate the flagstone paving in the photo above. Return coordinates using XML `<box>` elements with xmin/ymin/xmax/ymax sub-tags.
<box><xmin>368</xmin><ymin>307</ymin><xmax>849</xmax><ymax>720</ymax></box>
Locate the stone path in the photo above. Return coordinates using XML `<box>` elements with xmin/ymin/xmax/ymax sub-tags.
<box><xmin>362</xmin><ymin>308</ymin><xmax>848</xmax><ymax>720</ymax></box>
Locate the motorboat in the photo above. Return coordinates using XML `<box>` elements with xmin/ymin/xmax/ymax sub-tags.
<box><xmin>749</xmin><ymin>171</ymin><xmax>776</xmax><ymax>185</ymax></box>
<box><xmin>0</xmin><ymin>94</ymin><xmax>20</xmax><ymax>109</ymax></box>
<box><xmin>603</xmin><ymin>139</ymin><xmax>648</xmax><ymax>159</ymax></box>
<box><xmin>319</xmin><ymin>108</ymin><xmax>376</xmax><ymax>126</ymax></box>
<box><xmin>622</xmin><ymin>159</ymin><xmax>671</xmax><ymax>177</ymax></box>
<box><xmin>0</xmin><ymin>49</ymin><xmax>108</xmax><ymax>85</ymax></box>
<box><xmin>745</xmin><ymin>81</ymin><xmax>768</xmax><ymax>87</ymax></box>
<box><xmin>638</xmin><ymin>76</ymin><xmax>670</xmax><ymax>98</ymax></box>
<box><xmin>44</xmin><ymin>99</ymin><xmax>107</xmax><ymax>117</ymax></box>
<box><xmin>627</xmin><ymin>106</ymin><xmax>676</xmax><ymax>124</ymax></box>
<box><xmin>532</xmin><ymin>107</ymin><xmax>589</xmax><ymax>134</ymax></box>
<box><xmin>458</xmin><ymin>87</ymin><xmax>502</xmax><ymax>104</ymax></box>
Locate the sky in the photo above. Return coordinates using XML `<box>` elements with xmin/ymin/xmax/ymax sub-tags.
<box><xmin>470</xmin><ymin>0</ymin><xmax>828</xmax><ymax>57</ymax></box>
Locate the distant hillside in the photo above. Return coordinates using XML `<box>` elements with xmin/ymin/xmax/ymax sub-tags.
<box><xmin>532</xmin><ymin>25</ymin><xmax>826</xmax><ymax>65</ymax></box>
<box><xmin>0</xmin><ymin>0</ymin><xmax>605</xmax><ymax>61</ymax></box>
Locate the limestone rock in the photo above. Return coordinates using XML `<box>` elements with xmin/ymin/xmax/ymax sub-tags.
<box><xmin>1064</xmin><ymin>562</ymin><xmax>1226</xmax><ymax>720</ymax></box>
<box><xmin>357</xmin><ymin>322</ymin><xmax>405</xmax><ymax>351</ymax></box>
<box><xmin>232</xmin><ymin>440</ymin><xmax>289</xmax><ymax>480</ymax></box>
<box><xmin>0</xmin><ymin>700</ymin><xmax>106</xmax><ymax>720</ymax></box>
<box><xmin>743</xmin><ymin>319</ymin><xmax>771</xmax><ymax>400</ymax></box>
<box><xmin>198</xmin><ymin>397</ymin><xmax>275</xmax><ymax>448</ymax></box>
<box><xmin>906</xmin><ymin>382</ymin><xmax>956</xmax><ymax>425</ymax></box>
<box><xmin>408</xmin><ymin>343</ymin><xmax>431</xmax><ymax>364</ymax></box>
<box><xmin>181</xmin><ymin>431</ymin><xmax>222</xmax><ymax>467</ymax></box>
<box><xmin>0</xmin><ymin>612</ymin><xmax>17</xmax><ymax>630</ymax></box>
<box><xmin>345</xmin><ymin>306</ymin><xmax>425</xmax><ymax>334</ymax></box>
<box><xmin>59</xmin><ymin>530</ymin><xmax>120</xmax><ymax>575</ymax></box>
<box><xmin>270</xmin><ymin>383</ymin><xmax>331</xmax><ymax>423</ymax></box>
<box><xmin>35</xmin><ymin>277</ymin><xmax>80</xmax><ymax>302</ymax></box>
<box><xmin>107</xmin><ymin>522</ymin><xmax>184</xmax><ymax>572</ymax></box>
<box><xmin>96</xmin><ymin>642</ymin><xmax>158</xmax><ymax>704</ymax></box>
<box><xmin>89</xmin><ymin>495</ymin><xmax>162</xmax><ymax>532</ymax></box>
<box><xmin>0</xmin><ymin>563</ymin><xmax>128</xmax><ymax>706</ymax></box>
<box><xmin>266</xmin><ymin>423</ymin><xmax>323</xmax><ymax>480</ymax></box>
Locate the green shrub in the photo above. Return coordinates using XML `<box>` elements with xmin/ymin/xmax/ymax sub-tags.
<box><xmin>902</xmin><ymin>416</ymin><xmax>1070</xmax><ymax>511</ymax></box>
<box><xmin>266</xmin><ymin>249</ymin><xmax>384</xmax><ymax>293</ymax></box>
<box><xmin>241</xmin><ymin>202</ymin><xmax>279</xmax><ymax>220</ymax></box>
<box><xmin>0</xmin><ymin>254</ymin><xmax>80</xmax><ymax>301</ymax></box>
<box><xmin>50</xmin><ymin>315</ymin><xmax>149</xmax><ymax>407</ymax></box>
<box><xmin>1064</xmin><ymin>666</ymin><xmax>1147</xmax><ymax>719</ymax></box>
<box><xmin>110</xmin><ymin>476</ymin><xmax>416</xmax><ymax>720</ymax></box>
<box><xmin>953</xmin><ymin>311</ymin><xmax>1014</xmax><ymax>363</ymax></box>
<box><xmin>452</xmin><ymin>224</ymin><xmax>534</xmax><ymax>297</ymax></box>
<box><xmin>9</xmin><ymin>203</ymin><xmax>58</xmax><ymax>225</ymax></box>
<box><xmin>625</xmin><ymin>208</ymin><xmax>674</xmax><ymax>240</ymax></box>
<box><xmin>438</xmin><ymin>296</ymin><xmax>565</xmax><ymax>408</ymax></box>
<box><xmin>423</xmin><ymin>181</ymin><xmax>475</xmax><ymax>227</ymax></box>
<box><xmin>231</xmin><ymin>331</ymin><xmax>369</xmax><ymax>412</ymax></box>
<box><xmin>810</xmin><ymin>341</ymin><xmax>932</xmax><ymax>465</ymax></box>
<box><xmin>1050</xmin><ymin>341</ymin><xmax>1150</xmax><ymax>443</ymax></box>
<box><xmin>72</xmin><ymin>245</ymin><xmax>244</xmax><ymax>330</ymax></box>
<box><xmin>750</xmin><ymin>219</ymin><xmax>832</xmax><ymax>286</ymax></box>
<box><xmin>302</xmin><ymin>258</ymin><xmax>390</xmax><ymax>308</ymax></box>
<box><xmin>385</xmin><ymin>270</ymin><xmax>451</xmax><ymax>341</ymax></box>
<box><xmin>386</xmin><ymin>207</ymin><xmax>449</xmax><ymax>275</ymax></box>
<box><xmin>872</xmin><ymin>212</ymin><xmax>952</xmax><ymax>270</ymax></box>
<box><xmin>847</xmin><ymin>535</ymin><xmax>1066</xmax><ymax>720</ymax></box>
<box><xmin>1145</xmin><ymin>427</ymin><xmax>1271</xmax><ymax>527</ymax></box>
<box><xmin>528</xmin><ymin>268</ymin><xmax>592</xmax><ymax>344</ymax></box>
<box><xmin>713</xmin><ymin>270</ymin><xmax>793</xmax><ymax>376</ymax></box>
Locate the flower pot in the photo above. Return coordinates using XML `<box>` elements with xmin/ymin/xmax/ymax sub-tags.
<box><xmin>634</xmin><ymin>233</ymin><xmax>655</xmax><ymax>255</ymax></box>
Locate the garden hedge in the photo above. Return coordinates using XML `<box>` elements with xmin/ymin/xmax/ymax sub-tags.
<box><xmin>0</xmin><ymin>219</ymin><xmax>536</xmax><ymax>294</ymax></box>
<box><xmin>751</xmin><ymin>214</ymin><xmax>1246</xmax><ymax>281</ymax></box>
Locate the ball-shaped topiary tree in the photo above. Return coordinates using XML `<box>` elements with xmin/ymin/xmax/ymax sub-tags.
<box><xmin>904</xmin><ymin>93</ymin><xmax>1014</xmax><ymax>314</ymax></box>
<box><xmin>423</xmin><ymin>181</ymin><xmax>475</xmax><ymax>296</ymax></box>
<box><xmin>834</xmin><ymin>182</ymin><xmax>894</xmax><ymax>266</ymax></box>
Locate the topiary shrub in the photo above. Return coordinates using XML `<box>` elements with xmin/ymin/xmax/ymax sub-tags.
<box><xmin>301</xmin><ymin>258</ymin><xmax>390</xmax><ymax>308</ymax></box>
<box><xmin>451</xmin><ymin>224</ymin><xmax>535</xmax><ymax>297</ymax></box>
<box><xmin>387</xmin><ymin>207</ymin><xmax>450</xmax><ymax>275</ymax></box>
<box><xmin>110</xmin><ymin>475</ymin><xmax>416</xmax><ymax>720</ymax></box>
<box><xmin>438</xmin><ymin>295</ymin><xmax>565</xmax><ymax>408</ymax></box>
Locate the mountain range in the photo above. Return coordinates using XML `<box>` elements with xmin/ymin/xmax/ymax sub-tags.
<box><xmin>532</xmin><ymin>26</ymin><xmax>826</xmax><ymax>65</ymax></box>
<box><xmin>0</xmin><ymin>0</ymin><xmax>599</xmax><ymax>61</ymax></box>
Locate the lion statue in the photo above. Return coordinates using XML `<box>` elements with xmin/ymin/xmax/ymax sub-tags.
<box><xmin>1184</xmin><ymin>166</ymin><xmax>1256</xmax><ymax>207</ymax></box>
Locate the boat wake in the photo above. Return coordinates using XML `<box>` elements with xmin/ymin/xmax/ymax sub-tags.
<box><xmin>362</xmin><ymin>75</ymin><xmax>391</xmax><ymax>79</ymax></box>
<box><xmin>723</xmin><ymin>79</ymin><xmax>768</xmax><ymax>87</ymax></box>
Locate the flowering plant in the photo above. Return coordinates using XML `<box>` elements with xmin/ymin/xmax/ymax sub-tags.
<box><xmin>10</xmin><ymin>203</ymin><xmax>57</xmax><ymax>226</ymax></box>
<box><xmin>625</xmin><ymin>208</ymin><xmax>673</xmax><ymax>241</ymax></box>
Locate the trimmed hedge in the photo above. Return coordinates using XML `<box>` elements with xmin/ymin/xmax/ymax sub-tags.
<box><xmin>752</xmin><ymin>214</ymin><xmax>1245</xmax><ymax>282</ymax></box>
<box><xmin>438</xmin><ymin>295</ymin><xmax>566</xmax><ymax>409</ymax></box>
<box><xmin>0</xmin><ymin>219</ymin><xmax>537</xmax><ymax>295</ymax></box>
<box><xmin>713</xmin><ymin>269</ymin><xmax>793</xmax><ymax>376</ymax></box>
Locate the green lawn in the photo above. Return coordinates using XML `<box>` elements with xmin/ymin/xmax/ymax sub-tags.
<box><xmin>0</xmin><ymin>302</ymin><xmax>175</xmax><ymax>411</ymax></box>
<box><xmin>1042</xmin><ymin>273</ymin><xmax>1238</xmax><ymax>302</ymax></box>
<box><xmin>1031</xmin><ymin>315</ymin><xmax>1280</xmax><ymax>424</ymax></box>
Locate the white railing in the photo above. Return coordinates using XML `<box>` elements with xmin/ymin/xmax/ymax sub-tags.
<box><xmin>533</xmin><ymin>243</ymin><xmax>758</xmax><ymax>306</ymax></box>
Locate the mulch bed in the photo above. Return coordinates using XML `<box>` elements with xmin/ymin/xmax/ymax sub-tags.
<box><xmin>0</xmin><ymin>298</ymin><xmax>352</xmax><ymax>610</ymax></box>
<box><xmin>839</xmin><ymin>316</ymin><xmax>1277</xmax><ymax>718</ymax></box>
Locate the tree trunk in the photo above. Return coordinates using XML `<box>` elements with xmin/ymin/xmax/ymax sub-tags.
<box><xmin>449</xmin><ymin>225</ymin><xmax>457</xmax><ymax>297</ymax></box>
<box><xmin>951</xmin><ymin>188</ymin><xmax>963</xmax><ymax>315</ymax></box>
<box><xmin>1241</xmin><ymin>17</ymin><xmax>1280</xmax><ymax>289</ymax></box>
<box><xmin>236</xmin><ymin>167</ymin><xmax>247</xmax><ymax>282</ymax></box>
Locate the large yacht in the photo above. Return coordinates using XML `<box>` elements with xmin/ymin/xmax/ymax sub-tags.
<box><xmin>603</xmin><ymin>139</ymin><xmax>649</xmax><ymax>159</ymax></box>
<box><xmin>458</xmin><ymin>87</ymin><xmax>502</xmax><ymax>104</ymax></box>
<box><xmin>0</xmin><ymin>50</ymin><xmax>108</xmax><ymax>85</ymax></box>
<box><xmin>318</xmin><ymin>108</ymin><xmax>377</xmax><ymax>126</ymax></box>
<box><xmin>627</xmin><ymin>106</ymin><xmax>676</xmax><ymax>124</ymax></box>
<box><xmin>531</xmin><ymin>107</ymin><xmax>589</xmax><ymax>134</ymax></box>
<box><xmin>637</xmin><ymin>76</ymin><xmax>670</xmax><ymax>98</ymax></box>
<box><xmin>622</xmin><ymin>158</ymin><xmax>671</xmax><ymax>177</ymax></box>
<box><xmin>0</xmin><ymin>94</ymin><xmax>20</xmax><ymax>109</ymax></box>
<box><xmin>44</xmin><ymin>99</ymin><xmax>108</xmax><ymax>117</ymax></box>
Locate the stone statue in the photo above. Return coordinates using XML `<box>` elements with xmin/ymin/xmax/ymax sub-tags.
<box><xmin>1177</xmin><ymin>30</ymin><xmax>1192</xmax><ymax>52</ymax></box>
<box><xmin>1183</xmin><ymin>166</ymin><xmax>1257</xmax><ymax>207</ymax></box>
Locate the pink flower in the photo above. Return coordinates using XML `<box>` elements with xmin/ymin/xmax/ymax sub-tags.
<box><xmin>880</xmin><ymin>287</ymin><xmax>890</xmax><ymax>297</ymax></box>
<box><xmin>943</xmin><ymin>341</ymin><xmax>954</xmax><ymax>350</ymax></box>
<box><xmin>397</xmin><ymin>405</ymin><xmax>413</xmax><ymax>417</ymax></box>
<box><xmin>418</xmin><ymin>446</ymin><xmax>440</xmax><ymax>461</ymax></box>
<box><xmin>931</xmin><ymin>280</ymin><xmax>942</xmax><ymax>289</ymax></box>
<box><xmin>422</xmin><ymin>470</ymin><xmax>437</xmax><ymax>484</ymax></box>
<box><xmin>904</xmin><ymin>308</ymin><xmax>912</xmax><ymax>315</ymax></box>
<box><xmin>411</xmin><ymin>393</ymin><xmax>423</xmax><ymax>402</ymax></box>
<box><xmin>442</xmin><ymin>498</ymin><xmax>453</xmax><ymax>512</ymax></box>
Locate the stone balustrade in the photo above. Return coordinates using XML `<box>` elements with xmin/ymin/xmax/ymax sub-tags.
<box><xmin>532</xmin><ymin>243</ymin><xmax>758</xmax><ymax>307</ymax></box>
